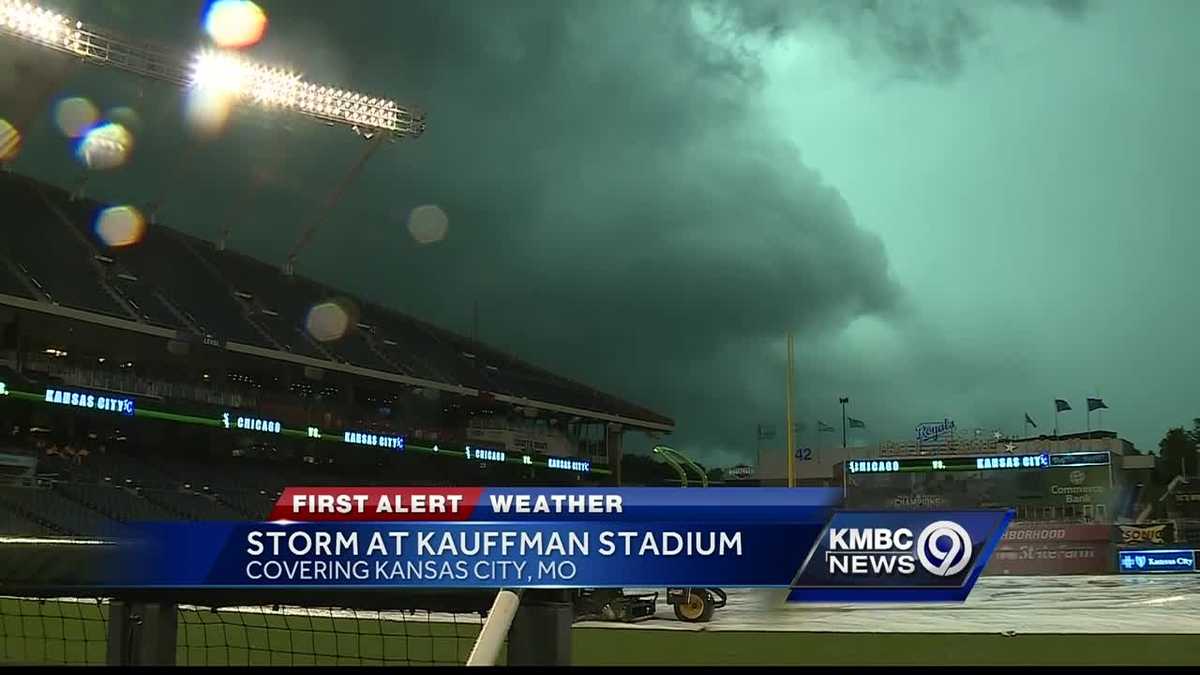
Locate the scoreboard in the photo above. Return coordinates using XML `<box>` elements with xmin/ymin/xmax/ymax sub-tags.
<box><xmin>846</xmin><ymin>451</ymin><xmax>1110</xmax><ymax>475</ymax></box>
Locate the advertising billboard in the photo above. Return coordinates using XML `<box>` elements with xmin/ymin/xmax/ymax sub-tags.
<box><xmin>985</xmin><ymin>522</ymin><xmax>1113</xmax><ymax>575</ymax></box>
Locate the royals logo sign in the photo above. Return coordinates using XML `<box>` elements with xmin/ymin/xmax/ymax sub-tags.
<box><xmin>915</xmin><ymin>418</ymin><xmax>956</xmax><ymax>444</ymax></box>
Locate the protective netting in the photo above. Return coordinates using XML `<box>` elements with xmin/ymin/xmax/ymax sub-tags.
<box><xmin>175</xmin><ymin>605</ymin><xmax>489</xmax><ymax>666</ymax></box>
<box><xmin>0</xmin><ymin>597</ymin><xmax>496</xmax><ymax>666</ymax></box>
<box><xmin>0</xmin><ymin>597</ymin><xmax>108</xmax><ymax>665</ymax></box>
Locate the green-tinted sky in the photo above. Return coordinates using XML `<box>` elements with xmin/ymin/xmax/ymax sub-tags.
<box><xmin>4</xmin><ymin>0</ymin><xmax>1198</xmax><ymax>463</ymax></box>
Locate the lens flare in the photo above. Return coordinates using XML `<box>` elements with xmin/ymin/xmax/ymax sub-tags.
<box><xmin>203</xmin><ymin>0</ymin><xmax>268</xmax><ymax>49</ymax></box>
<box><xmin>0</xmin><ymin>119</ymin><xmax>20</xmax><ymax>161</ymax></box>
<box><xmin>305</xmin><ymin>300</ymin><xmax>352</xmax><ymax>342</ymax></box>
<box><xmin>408</xmin><ymin>205</ymin><xmax>449</xmax><ymax>245</ymax></box>
<box><xmin>53</xmin><ymin>97</ymin><xmax>99</xmax><ymax>139</ymax></box>
<box><xmin>107</xmin><ymin>106</ymin><xmax>142</xmax><ymax>134</ymax></box>
<box><xmin>184</xmin><ymin>88</ymin><xmax>234</xmax><ymax>138</ymax></box>
<box><xmin>76</xmin><ymin>122</ymin><xmax>133</xmax><ymax>170</ymax></box>
<box><xmin>94</xmin><ymin>206</ymin><xmax>146</xmax><ymax>247</ymax></box>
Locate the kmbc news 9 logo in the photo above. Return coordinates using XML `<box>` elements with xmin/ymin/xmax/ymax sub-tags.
<box><xmin>788</xmin><ymin>511</ymin><xmax>1011</xmax><ymax>602</ymax></box>
<box><xmin>825</xmin><ymin>520</ymin><xmax>973</xmax><ymax>577</ymax></box>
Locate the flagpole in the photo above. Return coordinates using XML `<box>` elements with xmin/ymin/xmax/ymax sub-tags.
<box><xmin>785</xmin><ymin>333</ymin><xmax>795</xmax><ymax>489</ymax></box>
<box><xmin>839</xmin><ymin>397</ymin><xmax>849</xmax><ymax>449</ymax></box>
<box><xmin>755</xmin><ymin>425</ymin><xmax>760</xmax><ymax>463</ymax></box>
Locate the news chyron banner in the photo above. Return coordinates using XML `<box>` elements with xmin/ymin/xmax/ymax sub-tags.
<box><xmin>104</xmin><ymin>488</ymin><xmax>1013</xmax><ymax>602</ymax></box>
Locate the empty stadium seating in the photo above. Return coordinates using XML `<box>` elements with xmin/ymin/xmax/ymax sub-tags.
<box><xmin>0</xmin><ymin>178</ymin><xmax>129</xmax><ymax>318</ymax></box>
<box><xmin>0</xmin><ymin>171</ymin><xmax>672</xmax><ymax>428</ymax></box>
<box><xmin>106</xmin><ymin>272</ymin><xmax>186</xmax><ymax>329</ymax></box>
<box><xmin>0</xmin><ymin>484</ymin><xmax>122</xmax><ymax>536</ymax></box>
<box><xmin>141</xmin><ymin>488</ymin><xmax>246</xmax><ymax>520</ymax></box>
<box><xmin>0</xmin><ymin>437</ymin><xmax>519</xmax><ymax>537</ymax></box>
<box><xmin>0</xmin><ymin>499</ymin><xmax>53</xmax><ymax>535</ymax></box>
<box><xmin>55</xmin><ymin>482</ymin><xmax>177</xmax><ymax>522</ymax></box>
<box><xmin>0</xmin><ymin>258</ymin><xmax>33</xmax><ymax>299</ymax></box>
<box><xmin>109</xmin><ymin>225</ymin><xmax>270</xmax><ymax>346</ymax></box>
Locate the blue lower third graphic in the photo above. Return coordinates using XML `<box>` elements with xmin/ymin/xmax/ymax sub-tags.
<box><xmin>787</xmin><ymin>510</ymin><xmax>1013</xmax><ymax>603</ymax></box>
<box><xmin>1118</xmin><ymin>549</ymin><xmax>1197</xmax><ymax>574</ymax></box>
<box><xmin>75</xmin><ymin>506</ymin><xmax>1009</xmax><ymax>602</ymax></box>
<box><xmin>103</xmin><ymin>521</ymin><xmax>833</xmax><ymax>589</ymax></box>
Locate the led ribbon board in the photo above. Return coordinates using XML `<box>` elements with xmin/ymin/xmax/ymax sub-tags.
<box><xmin>343</xmin><ymin>431</ymin><xmax>404</xmax><ymax>450</ymax></box>
<box><xmin>1</xmin><ymin>382</ymin><xmax>609</xmax><ymax>474</ymax></box>
<box><xmin>547</xmin><ymin>457</ymin><xmax>591</xmax><ymax>473</ymax></box>
<box><xmin>464</xmin><ymin>446</ymin><xmax>505</xmax><ymax>463</ymax></box>
<box><xmin>45</xmin><ymin>387</ymin><xmax>134</xmax><ymax>416</ymax></box>
<box><xmin>222</xmin><ymin>412</ymin><xmax>281</xmax><ymax>433</ymax></box>
<box><xmin>848</xmin><ymin>452</ymin><xmax>1051</xmax><ymax>474</ymax></box>
<box><xmin>847</xmin><ymin>450</ymin><xmax>1114</xmax><ymax>475</ymax></box>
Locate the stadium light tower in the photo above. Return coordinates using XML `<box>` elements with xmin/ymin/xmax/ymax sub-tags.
<box><xmin>0</xmin><ymin>0</ymin><xmax>426</xmax><ymax>140</ymax></box>
<box><xmin>1</xmin><ymin>0</ymin><xmax>425</xmax><ymax>270</ymax></box>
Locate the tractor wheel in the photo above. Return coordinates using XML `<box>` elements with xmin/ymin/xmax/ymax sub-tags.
<box><xmin>673</xmin><ymin>590</ymin><xmax>715</xmax><ymax>623</ymax></box>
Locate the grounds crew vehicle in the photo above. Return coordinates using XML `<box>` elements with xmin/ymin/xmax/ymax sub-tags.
<box><xmin>573</xmin><ymin>446</ymin><xmax>727</xmax><ymax>623</ymax></box>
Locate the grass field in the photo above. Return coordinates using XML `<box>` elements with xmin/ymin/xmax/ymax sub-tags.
<box><xmin>3</xmin><ymin>597</ymin><xmax>1199</xmax><ymax>666</ymax></box>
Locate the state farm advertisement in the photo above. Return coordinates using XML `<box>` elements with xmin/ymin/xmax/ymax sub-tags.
<box><xmin>985</xmin><ymin>522</ymin><xmax>1113</xmax><ymax>575</ymax></box>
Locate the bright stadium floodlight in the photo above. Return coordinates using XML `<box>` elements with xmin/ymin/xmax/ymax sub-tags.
<box><xmin>188</xmin><ymin>50</ymin><xmax>417</xmax><ymax>138</ymax></box>
<box><xmin>0</xmin><ymin>0</ymin><xmax>425</xmax><ymax>140</ymax></box>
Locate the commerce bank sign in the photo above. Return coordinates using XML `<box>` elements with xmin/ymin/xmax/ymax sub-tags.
<box><xmin>1049</xmin><ymin>484</ymin><xmax>1106</xmax><ymax>503</ymax></box>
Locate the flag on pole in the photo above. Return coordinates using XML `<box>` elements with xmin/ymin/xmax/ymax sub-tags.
<box><xmin>848</xmin><ymin>417</ymin><xmax>866</xmax><ymax>429</ymax></box>
<box><xmin>817</xmin><ymin>421</ymin><xmax>835</xmax><ymax>433</ymax></box>
<box><xmin>1086</xmin><ymin>398</ymin><xmax>1108</xmax><ymax>412</ymax></box>
<box><xmin>1054</xmin><ymin>399</ymin><xmax>1072</xmax><ymax>412</ymax></box>
<box><xmin>756</xmin><ymin>424</ymin><xmax>776</xmax><ymax>441</ymax></box>
<box><xmin>1024</xmin><ymin>413</ymin><xmax>1037</xmax><ymax>428</ymax></box>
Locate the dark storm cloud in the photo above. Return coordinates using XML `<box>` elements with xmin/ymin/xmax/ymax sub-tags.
<box><xmin>703</xmin><ymin>0</ymin><xmax>1091</xmax><ymax>81</ymax></box>
<box><xmin>3</xmin><ymin>0</ymin><xmax>1094</xmax><ymax>459</ymax></box>
<box><xmin>242</xmin><ymin>0</ymin><xmax>901</xmax><ymax>454</ymax></box>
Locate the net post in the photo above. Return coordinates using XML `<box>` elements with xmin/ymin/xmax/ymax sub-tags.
<box><xmin>506</xmin><ymin>589</ymin><xmax>573</xmax><ymax>666</ymax></box>
<box><xmin>466</xmin><ymin>588</ymin><xmax>522</xmax><ymax>666</ymax></box>
<box><xmin>137</xmin><ymin>602</ymin><xmax>178</xmax><ymax>666</ymax></box>
<box><xmin>105</xmin><ymin>599</ymin><xmax>133</xmax><ymax>666</ymax></box>
<box><xmin>105</xmin><ymin>599</ymin><xmax>178</xmax><ymax>665</ymax></box>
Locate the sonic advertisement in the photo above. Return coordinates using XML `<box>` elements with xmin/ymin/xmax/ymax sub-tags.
<box><xmin>96</xmin><ymin>488</ymin><xmax>1013</xmax><ymax>603</ymax></box>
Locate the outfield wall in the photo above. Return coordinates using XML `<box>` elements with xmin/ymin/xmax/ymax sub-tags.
<box><xmin>985</xmin><ymin>522</ymin><xmax>1113</xmax><ymax>575</ymax></box>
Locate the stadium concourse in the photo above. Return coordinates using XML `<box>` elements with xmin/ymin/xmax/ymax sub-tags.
<box><xmin>0</xmin><ymin>170</ymin><xmax>673</xmax><ymax>538</ymax></box>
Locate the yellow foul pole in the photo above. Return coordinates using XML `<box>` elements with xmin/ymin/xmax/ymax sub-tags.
<box><xmin>785</xmin><ymin>332</ymin><xmax>795</xmax><ymax>488</ymax></box>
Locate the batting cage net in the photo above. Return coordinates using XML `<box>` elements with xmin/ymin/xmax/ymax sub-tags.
<box><xmin>1</xmin><ymin>597</ymin><xmax>108</xmax><ymax>665</ymax></box>
<box><xmin>1</xmin><ymin>596</ymin><xmax>500</xmax><ymax>666</ymax></box>
<box><xmin>0</xmin><ymin>539</ymin><xmax>552</xmax><ymax>666</ymax></box>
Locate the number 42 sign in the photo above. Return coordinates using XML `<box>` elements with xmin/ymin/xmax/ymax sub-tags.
<box><xmin>794</xmin><ymin>447</ymin><xmax>813</xmax><ymax>461</ymax></box>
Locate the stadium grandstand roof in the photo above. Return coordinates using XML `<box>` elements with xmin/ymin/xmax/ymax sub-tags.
<box><xmin>0</xmin><ymin>171</ymin><xmax>673</xmax><ymax>432</ymax></box>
